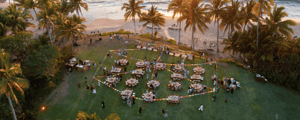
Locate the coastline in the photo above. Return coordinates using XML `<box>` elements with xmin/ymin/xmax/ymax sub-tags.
<box><xmin>2</xmin><ymin>2</ymin><xmax>300</xmax><ymax>50</ymax></box>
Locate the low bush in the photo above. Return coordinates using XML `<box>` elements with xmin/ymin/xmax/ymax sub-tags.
<box><xmin>98</xmin><ymin>29</ymin><xmax>133</xmax><ymax>36</ymax></box>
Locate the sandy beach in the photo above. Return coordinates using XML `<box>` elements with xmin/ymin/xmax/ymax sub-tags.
<box><xmin>2</xmin><ymin>2</ymin><xmax>300</xmax><ymax>51</ymax></box>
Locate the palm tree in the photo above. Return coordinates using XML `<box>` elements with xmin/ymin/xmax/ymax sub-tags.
<box><xmin>140</xmin><ymin>5</ymin><xmax>166</xmax><ymax>39</ymax></box>
<box><xmin>121</xmin><ymin>0</ymin><xmax>145</xmax><ymax>36</ymax></box>
<box><xmin>4</xmin><ymin>4</ymin><xmax>34</xmax><ymax>35</ymax></box>
<box><xmin>168</xmin><ymin>0</ymin><xmax>185</xmax><ymax>49</ymax></box>
<box><xmin>207</xmin><ymin>0</ymin><xmax>229</xmax><ymax>52</ymax></box>
<box><xmin>58</xmin><ymin>0</ymin><xmax>71</xmax><ymax>14</ymax></box>
<box><xmin>25</xmin><ymin>0</ymin><xmax>38</xmax><ymax>16</ymax></box>
<box><xmin>14</xmin><ymin>0</ymin><xmax>27</xmax><ymax>8</ymax></box>
<box><xmin>252</xmin><ymin>0</ymin><xmax>274</xmax><ymax>47</ymax></box>
<box><xmin>54</xmin><ymin>14</ymin><xmax>86</xmax><ymax>56</ymax></box>
<box><xmin>37</xmin><ymin>4</ymin><xmax>58</xmax><ymax>46</ymax></box>
<box><xmin>178</xmin><ymin>0</ymin><xmax>210</xmax><ymax>51</ymax></box>
<box><xmin>0</xmin><ymin>8</ymin><xmax>9</xmax><ymax>37</ymax></box>
<box><xmin>0</xmin><ymin>50</ymin><xmax>29</xmax><ymax>120</ymax></box>
<box><xmin>241</xmin><ymin>0</ymin><xmax>256</xmax><ymax>31</ymax></box>
<box><xmin>220</xmin><ymin>0</ymin><xmax>242</xmax><ymax>39</ymax></box>
<box><xmin>70</xmin><ymin>0</ymin><xmax>88</xmax><ymax>16</ymax></box>
<box><xmin>264</xmin><ymin>5</ymin><xmax>297</xmax><ymax>39</ymax></box>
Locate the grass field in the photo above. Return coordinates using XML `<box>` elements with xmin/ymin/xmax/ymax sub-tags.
<box><xmin>38</xmin><ymin>41</ymin><xmax>300</xmax><ymax>120</ymax></box>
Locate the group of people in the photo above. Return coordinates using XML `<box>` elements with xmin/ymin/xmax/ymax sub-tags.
<box><xmin>83</xmin><ymin>76</ymin><xmax>100</xmax><ymax>95</ymax></box>
<box><xmin>171</xmin><ymin>63</ymin><xmax>190</xmax><ymax>78</ymax></box>
<box><xmin>109</xmin><ymin>34</ymin><xmax>130</xmax><ymax>41</ymax></box>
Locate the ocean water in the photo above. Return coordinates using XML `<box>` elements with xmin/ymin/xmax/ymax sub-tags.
<box><xmin>5</xmin><ymin>0</ymin><xmax>300</xmax><ymax>22</ymax></box>
<box><xmin>81</xmin><ymin>0</ymin><xmax>300</xmax><ymax>23</ymax></box>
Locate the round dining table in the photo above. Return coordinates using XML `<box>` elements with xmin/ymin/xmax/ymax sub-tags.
<box><xmin>193</xmin><ymin>67</ymin><xmax>205</xmax><ymax>74</ymax></box>
<box><xmin>143</xmin><ymin>92</ymin><xmax>154</xmax><ymax>102</ymax></box>
<box><xmin>147</xmin><ymin>80</ymin><xmax>160</xmax><ymax>89</ymax></box>
<box><xmin>136</xmin><ymin>61</ymin><xmax>146</xmax><ymax>68</ymax></box>
<box><xmin>190</xmin><ymin>83</ymin><xmax>203</xmax><ymax>93</ymax></box>
<box><xmin>155</xmin><ymin>63</ymin><xmax>165</xmax><ymax>70</ymax></box>
<box><xmin>174</xmin><ymin>65</ymin><xmax>184</xmax><ymax>72</ymax></box>
<box><xmin>167</xmin><ymin>95</ymin><xmax>180</xmax><ymax>104</ymax></box>
<box><xmin>119</xmin><ymin>59</ymin><xmax>128</xmax><ymax>66</ymax></box>
<box><xmin>126</xmin><ymin>78</ymin><xmax>138</xmax><ymax>87</ymax></box>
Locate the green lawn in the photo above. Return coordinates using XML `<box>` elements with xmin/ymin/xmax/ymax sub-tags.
<box><xmin>38</xmin><ymin>42</ymin><xmax>300</xmax><ymax>120</ymax></box>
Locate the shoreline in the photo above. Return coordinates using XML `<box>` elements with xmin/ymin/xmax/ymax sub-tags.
<box><xmin>2</xmin><ymin>2</ymin><xmax>300</xmax><ymax>50</ymax></box>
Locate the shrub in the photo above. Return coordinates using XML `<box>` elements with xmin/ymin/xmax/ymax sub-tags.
<box><xmin>167</xmin><ymin>39</ymin><xmax>177</xmax><ymax>45</ymax></box>
<box><xmin>99</xmin><ymin>29</ymin><xmax>133</xmax><ymax>36</ymax></box>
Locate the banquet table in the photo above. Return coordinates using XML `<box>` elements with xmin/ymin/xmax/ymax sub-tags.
<box><xmin>106</xmin><ymin>77</ymin><xmax>118</xmax><ymax>86</ymax></box>
<box><xmin>190</xmin><ymin>83</ymin><xmax>203</xmax><ymax>93</ymax></box>
<box><xmin>169</xmin><ymin>82</ymin><xmax>182</xmax><ymax>91</ymax></box>
<box><xmin>125</xmin><ymin>78</ymin><xmax>139</xmax><ymax>87</ymax></box>
<box><xmin>111</xmin><ymin>68</ymin><xmax>122</xmax><ymax>74</ymax></box>
<box><xmin>191</xmin><ymin>74</ymin><xmax>203</xmax><ymax>82</ymax></box>
<box><xmin>167</xmin><ymin>95</ymin><xmax>180</xmax><ymax>104</ymax></box>
<box><xmin>121</xmin><ymin>89</ymin><xmax>133</xmax><ymax>100</ymax></box>
<box><xmin>118</xmin><ymin>59</ymin><xmax>128</xmax><ymax>66</ymax></box>
<box><xmin>132</xmin><ymin>69</ymin><xmax>144</xmax><ymax>77</ymax></box>
<box><xmin>173</xmin><ymin>65</ymin><xmax>184</xmax><ymax>72</ymax></box>
<box><xmin>143</xmin><ymin>92</ymin><xmax>154</xmax><ymax>102</ymax></box>
<box><xmin>136</xmin><ymin>61</ymin><xmax>147</xmax><ymax>68</ymax></box>
<box><xmin>76</xmin><ymin>65</ymin><xmax>88</xmax><ymax>72</ymax></box>
<box><xmin>171</xmin><ymin>73</ymin><xmax>184</xmax><ymax>81</ymax></box>
<box><xmin>155</xmin><ymin>63</ymin><xmax>165</xmax><ymax>70</ymax></box>
<box><xmin>193</xmin><ymin>67</ymin><xmax>205</xmax><ymax>74</ymax></box>
<box><xmin>147</xmin><ymin>80</ymin><xmax>160</xmax><ymax>89</ymax></box>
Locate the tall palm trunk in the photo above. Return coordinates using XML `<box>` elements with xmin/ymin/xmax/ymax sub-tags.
<box><xmin>7</xmin><ymin>93</ymin><xmax>17</xmax><ymax>120</ymax></box>
<box><xmin>134</xmin><ymin>16</ymin><xmax>136</xmax><ymax>36</ymax></box>
<box><xmin>256</xmin><ymin>13</ymin><xmax>260</xmax><ymax>47</ymax></box>
<box><xmin>192</xmin><ymin>25</ymin><xmax>194</xmax><ymax>51</ymax></box>
<box><xmin>217</xmin><ymin>20</ymin><xmax>220</xmax><ymax>52</ymax></box>
<box><xmin>33</xmin><ymin>8</ymin><xmax>37</xmax><ymax>16</ymax></box>
<box><xmin>47</xmin><ymin>23</ymin><xmax>53</xmax><ymax>46</ymax></box>
<box><xmin>178</xmin><ymin>21</ymin><xmax>181</xmax><ymax>49</ymax></box>
<box><xmin>152</xmin><ymin>23</ymin><xmax>154</xmax><ymax>39</ymax></box>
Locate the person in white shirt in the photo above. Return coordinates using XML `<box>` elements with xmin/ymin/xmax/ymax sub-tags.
<box><xmin>199</xmin><ymin>104</ymin><xmax>203</xmax><ymax>112</ymax></box>
<box><xmin>98</xmin><ymin>80</ymin><xmax>101</xmax><ymax>87</ymax></box>
<box><xmin>114</xmin><ymin>34</ymin><xmax>116</xmax><ymax>39</ymax></box>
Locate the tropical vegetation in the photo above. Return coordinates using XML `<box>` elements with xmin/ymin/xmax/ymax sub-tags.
<box><xmin>178</xmin><ymin>0</ymin><xmax>210</xmax><ymax>51</ymax></box>
<box><xmin>168</xmin><ymin>0</ymin><xmax>185</xmax><ymax>48</ymax></box>
<box><xmin>139</xmin><ymin>5</ymin><xmax>166</xmax><ymax>39</ymax></box>
<box><xmin>121</xmin><ymin>0</ymin><xmax>146</xmax><ymax>35</ymax></box>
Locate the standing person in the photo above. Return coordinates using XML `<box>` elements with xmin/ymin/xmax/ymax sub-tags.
<box><xmin>198</xmin><ymin>104</ymin><xmax>203</xmax><ymax>112</ymax></box>
<box><xmin>99</xmin><ymin>62</ymin><xmax>102</xmax><ymax>69</ymax></box>
<box><xmin>141</xmin><ymin>76</ymin><xmax>144</xmax><ymax>83</ymax></box>
<box><xmin>91</xmin><ymin>84</ymin><xmax>94</xmax><ymax>93</ymax></box>
<box><xmin>85</xmin><ymin>77</ymin><xmax>87</xmax><ymax>84</ymax></box>
<box><xmin>231</xmin><ymin>88</ymin><xmax>234</xmax><ymax>95</ymax></box>
<box><xmin>103</xmin><ymin>67</ymin><xmax>107</xmax><ymax>75</ymax></box>
<box><xmin>98</xmin><ymin>80</ymin><xmax>101</xmax><ymax>87</ymax></box>
<box><xmin>132</xmin><ymin>96</ymin><xmax>135</xmax><ymax>104</ymax></box>
<box><xmin>124</xmin><ymin>67</ymin><xmax>127</xmax><ymax>72</ymax></box>
<box><xmin>86</xmin><ymin>84</ymin><xmax>89</xmax><ymax>90</ymax></box>
<box><xmin>110</xmin><ymin>34</ymin><xmax>112</xmax><ymax>41</ymax></box>
<box><xmin>162</xmin><ymin>108</ymin><xmax>165</xmax><ymax>116</ymax></box>
<box><xmin>138</xmin><ymin>107</ymin><xmax>142</xmax><ymax>117</ymax></box>
<box><xmin>127</xmin><ymin>99</ymin><xmax>131</xmax><ymax>108</ymax></box>
<box><xmin>127</xmin><ymin>34</ymin><xmax>130</xmax><ymax>39</ymax></box>
<box><xmin>102</xmin><ymin>101</ymin><xmax>105</xmax><ymax>109</ymax></box>
<box><xmin>187</xmin><ymin>70</ymin><xmax>189</xmax><ymax>77</ymax></box>
<box><xmin>94</xmin><ymin>62</ymin><xmax>97</xmax><ymax>70</ymax></box>
<box><xmin>120</xmin><ymin>34</ymin><xmax>123</xmax><ymax>41</ymax></box>
<box><xmin>114</xmin><ymin>33</ymin><xmax>116</xmax><ymax>39</ymax></box>
<box><xmin>114</xmin><ymin>59</ymin><xmax>117</xmax><ymax>66</ymax></box>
